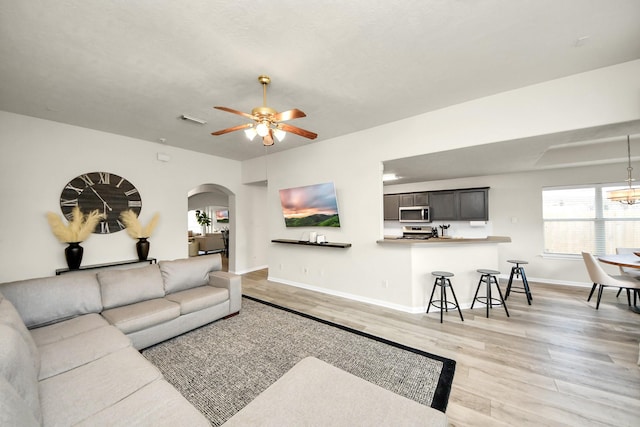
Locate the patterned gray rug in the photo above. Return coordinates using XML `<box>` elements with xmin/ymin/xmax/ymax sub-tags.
<box><xmin>142</xmin><ymin>296</ymin><xmax>455</xmax><ymax>426</ymax></box>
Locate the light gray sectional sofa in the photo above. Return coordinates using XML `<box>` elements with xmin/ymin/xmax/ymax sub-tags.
<box><xmin>0</xmin><ymin>254</ymin><xmax>240</xmax><ymax>427</ymax></box>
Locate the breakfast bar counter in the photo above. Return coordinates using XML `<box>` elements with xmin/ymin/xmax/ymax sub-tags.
<box><xmin>377</xmin><ymin>236</ymin><xmax>512</xmax><ymax>310</ymax></box>
<box><xmin>377</xmin><ymin>236</ymin><xmax>511</xmax><ymax>245</ymax></box>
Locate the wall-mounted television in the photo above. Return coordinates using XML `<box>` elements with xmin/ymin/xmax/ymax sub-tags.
<box><xmin>215</xmin><ymin>209</ymin><xmax>229</xmax><ymax>223</ymax></box>
<box><xmin>279</xmin><ymin>182</ymin><xmax>341</xmax><ymax>227</ymax></box>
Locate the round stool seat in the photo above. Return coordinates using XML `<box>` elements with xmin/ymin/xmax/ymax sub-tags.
<box><xmin>477</xmin><ymin>268</ymin><xmax>500</xmax><ymax>275</ymax></box>
<box><xmin>431</xmin><ymin>271</ymin><xmax>454</xmax><ymax>278</ymax></box>
<box><xmin>507</xmin><ymin>259</ymin><xmax>528</xmax><ymax>265</ymax></box>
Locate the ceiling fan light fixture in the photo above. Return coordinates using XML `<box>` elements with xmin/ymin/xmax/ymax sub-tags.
<box><xmin>244</xmin><ymin>126</ymin><xmax>257</xmax><ymax>141</ymax></box>
<box><xmin>607</xmin><ymin>135</ymin><xmax>640</xmax><ymax>205</ymax></box>
<box><xmin>273</xmin><ymin>128</ymin><xmax>286</xmax><ymax>142</ymax></box>
<box><xmin>256</xmin><ymin>121</ymin><xmax>269</xmax><ymax>137</ymax></box>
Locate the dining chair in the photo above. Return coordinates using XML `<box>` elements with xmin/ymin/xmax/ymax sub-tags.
<box><xmin>614</xmin><ymin>248</ymin><xmax>640</xmax><ymax>299</ymax></box>
<box><xmin>581</xmin><ymin>252</ymin><xmax>640</xmax><ymax>309</ymax></box>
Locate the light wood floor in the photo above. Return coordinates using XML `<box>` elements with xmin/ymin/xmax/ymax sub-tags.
<box><xmin>240</xmin><ymin>269</ymin><xmax>640</xmax><ymax>427</ymax></box>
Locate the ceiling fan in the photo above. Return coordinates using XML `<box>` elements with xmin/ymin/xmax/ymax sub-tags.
<box><xmin>211</xmin><ymin>75</ymin><xmax>318</xmax><ymax>146</ymax></box>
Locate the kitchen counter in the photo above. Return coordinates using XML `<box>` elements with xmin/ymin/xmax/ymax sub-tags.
<box><xmin>377</xmin><ymin>235</ymin><xmax>512</xmax><ymax>311</ymax></box>
<box><xmin>377</xmin><ymin>236</ymin><xmax>511</xmax><ymax>245</ymax></box>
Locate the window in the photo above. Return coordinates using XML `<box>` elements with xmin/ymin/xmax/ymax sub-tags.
<box><xmin>542</xmin><ymin>184</ymin><xmax>640</xmax><ymax>255</ymax></box>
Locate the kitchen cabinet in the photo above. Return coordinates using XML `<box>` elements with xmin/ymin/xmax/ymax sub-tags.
<box><xmin>458</xmin><ymin>188</ymin><xmax>488</xmax><ymax>220</ymax></box>
<box><xmin>383</xmin><ymin>194</ymin><xmax>400</xmax><ymax>220</ymax></box>
<box><xmin>429</xmin><ymin>191</ymin><xmax>458</xmax><ymax>220</ymax></box>
<box><xmin>429</xmin><ymin>188</ymin><xmax>489</xmax><ymax>221</ymax></box>
<box><xmin>399</xmin><ymin>192</ymin><xmax>429</xmax><ymax>207</ymax></box>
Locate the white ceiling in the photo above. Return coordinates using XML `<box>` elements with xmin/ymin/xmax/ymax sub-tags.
<box><xmin>1</xmin><ymin>1</ymin><xmax>640</xmax><ymax>179</ymax></box>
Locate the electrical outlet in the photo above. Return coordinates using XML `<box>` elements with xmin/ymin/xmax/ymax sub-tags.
<box><xmin>382</xmin><ymin>280</ymin><xmax>389</xmax><ymax>288</ymax></box>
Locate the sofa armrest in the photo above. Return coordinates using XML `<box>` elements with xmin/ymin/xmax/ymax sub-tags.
<box><xmin>208</xmin><ymin>271</ymin><xmax>241</xmax><ymax>314</ymax></box>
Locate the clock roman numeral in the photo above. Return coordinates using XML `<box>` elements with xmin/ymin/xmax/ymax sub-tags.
<box><xmin>100</xmin><ymin>221</ymin><xmax>110</xmax><ymax>234</ymax></box>
<box><xmin>64</xmin><ymin>212</ymin><xmax>74</xmax><ymax>221</ymax></box>
<box><xmin>79</xmin><ymin>174</ymin><xmax>94</xmax><ymax>186</ymax></box>
<box><xmin>65</xmin><ymin>183</ymin><xmax>84</xmax><ymax>194</ymax></box>
<box><xmin>60</xmin><ymin>198</ymin><xmax>78</xmax><ymax>207</ymax></box>
<box><xmin>124</xmin><ymin>188</ymin><xmax>138</xmax><ymax>196</ymax></box>
<box><xmin>98</xmin><ymin>172</ymin><xmax>110</xmax><ymax>184</ymax></box>
<box><xmin>117</xmin><ymin>219</ymin><xmax>126</xmax><ymax>230</ymax></box>
<box><xmin>128</xmin><ymin>200</ymin><xmax>142</xmax><ymax>207</ymax></box>
<box><xmin>116</xmin><ymin>177</ymin><xmax>125</xmax><ymax>188</ymax></box>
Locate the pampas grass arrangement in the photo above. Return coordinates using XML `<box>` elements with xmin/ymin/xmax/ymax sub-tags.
<box><xmin>46</xmin><ymin>206</ymin><xmax>104</xmax><ymax>243</ymax></box>
<box><xmin>120</xmin><ymin>210</ymin><xmax>160</xmax><ymax>239</ymax></box>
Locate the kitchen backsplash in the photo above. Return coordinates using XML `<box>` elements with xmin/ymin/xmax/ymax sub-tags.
<box><xmin>384</xmin><ymin>220</ymin><xmax>493</xmax><ymax>238</ymax></box>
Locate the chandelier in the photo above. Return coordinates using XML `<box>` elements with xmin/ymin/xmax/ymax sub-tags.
<box><xmin>607</xmin><ymin>135</ymin><xmax>640</xmax><ymax>205</ymax></box>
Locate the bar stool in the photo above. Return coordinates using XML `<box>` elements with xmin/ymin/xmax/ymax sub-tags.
<box><xmin>427</xmin><ymin>271</ymin><xmax>464</xmax><ymax>323</ymax></box>
<box><xmin>505</xmin><ymin>259</ymin><xmax>532</xmax><ymax>305</ymax></box>
<box><xmin>471</xmin><ymin>269</ymin><xmax>510</xmax><ymax>318</ymax></box>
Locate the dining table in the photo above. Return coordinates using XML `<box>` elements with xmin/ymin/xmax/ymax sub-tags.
<box><xmin>597</xmin><ymin>253</ymin><xmax>640</xmax><ymax>313</ymax></box>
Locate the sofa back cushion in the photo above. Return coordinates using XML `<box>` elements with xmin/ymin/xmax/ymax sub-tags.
<box><xmin>0</xmin><ymin>324</ymin><xmax>41</xmax><ymax>424</ymax></box>
<box><xmin>97</xmin><ymin>264</ymin><xmax>165</xmax><ymax>310</ymax></box>
<box><xmin>0</xmin><ymin>298</ymin><xmax>40</xmax><ymax>375</ymax></box>
<box><xmin>160</xmin><ymin>255</ymin><xmax>221</xmax><ymax>294</ymax></box>
<box><xmin>0</xmin><ymin>272</ymin><xmax>103</xmax><ymax>329</ymax></box>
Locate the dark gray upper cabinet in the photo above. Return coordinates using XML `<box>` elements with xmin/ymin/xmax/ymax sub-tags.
<box><xmin>429</xmin><ymin>191</ymin><xmax>458</xmax><ymax>220</ymax></box>
<box><xmin>398</xmin><ymin>192</ymin><xmax>428</xmax><ymax>207</ymax></box>
<box><xmin>383</xmin><ymin>194</ymin><xmax>400</xmax><ymax>220</ymax></box>
<box><xmin>458</xmin><ymin>188</ymin><xmax>488</xmax><ymax>220</ymax></box>
<box><xmin>429</xmin><ymin>188</ymin><xmax>489</xmax><ymax>221</ymax></box>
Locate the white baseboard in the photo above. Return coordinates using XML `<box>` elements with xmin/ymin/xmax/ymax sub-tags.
<box><xmin>264</xmin><ymin>274</ymin><xmax>593</xmax><ymax>315</ymax></box>
<box><xmin>268</xmin><ymin>275</ymin><xmax>425</xmax><ymax>314</ymax></box>
<box><xmin>232</xmin><ymin>264</ymin><xmax>269</xmax><ymax>275</ymax></box>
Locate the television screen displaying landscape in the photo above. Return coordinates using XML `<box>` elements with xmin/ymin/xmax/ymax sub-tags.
<box><xmin>279</xmin><ymin>182</ymin><xmax>341</xmax><ymax>227</ymax></box>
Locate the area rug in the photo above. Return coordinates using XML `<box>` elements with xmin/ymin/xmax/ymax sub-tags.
<box><xmin>142</xmin><ymin>296</ymin><xmax>456</xmax><ymax>426</ymax></box>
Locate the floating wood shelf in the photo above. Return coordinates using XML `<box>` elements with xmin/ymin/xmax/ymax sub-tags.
<box><xmin>271</xmin><ymin>239</ymin><xmax>351</xmax><ymax>248</ymax></box>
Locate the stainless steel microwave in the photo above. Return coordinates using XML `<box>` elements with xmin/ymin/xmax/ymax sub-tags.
<box><xmin>399</xmin><ymin>206</ymin><xmax>431</xmax><ymax>223</ymax></box>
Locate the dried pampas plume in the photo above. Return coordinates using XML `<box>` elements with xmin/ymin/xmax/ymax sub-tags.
<box><xmin>46</xmin><ymin>206</ymin><xmax>104</xmax><ymax>243</ymax></box>
<box><xmin>120</xmin><ymin>210</ymin><xmax>160</xmax><ymax>239</ymax></box>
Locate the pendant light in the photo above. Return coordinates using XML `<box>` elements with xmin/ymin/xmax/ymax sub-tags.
<box><xmin>607</xmin><ymin>135</ymin><xmax>640</xmax><ymax>205</ymax></box>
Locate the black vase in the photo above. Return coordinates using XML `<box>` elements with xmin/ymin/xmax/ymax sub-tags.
<box><xmin>65</xmin><ymin>242</ymin><xmax>83</xmax><ymax>270</ymax></box>
<box><xmin>136</xmin><ymin>238</ymin><xmax>150</xmax><ymax>261</ymax></box>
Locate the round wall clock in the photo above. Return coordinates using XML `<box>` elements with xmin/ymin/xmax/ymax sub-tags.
<box><xmin>59</xmin><ymin>172</ymin><xmax>142</xmax><ymax>234</ymax></box>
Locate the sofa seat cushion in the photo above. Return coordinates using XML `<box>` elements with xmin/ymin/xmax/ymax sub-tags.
<box><xmin>101</xmin><ymin>298</ymin><xmax>180</xmax><ymax>334</ymax></box>
<box><xmin>165</xmin><ymin>285</ymin><xmax>229</xmax><ymax>315</ymax></box>
<box><xmin>39</xmin><ymin>346</ymin><xmax>162</xmax><ymax>427</ymax></box>
<box><xmin>160</xmin><ymin>254</ymin><xmax>221</xmax><ymax>294</ymax></box>
<box><xmin>98</xmin><ymin>264</ymin><xmax>165</xmax><ymax>310</ymax></box>
<box><xmin>222</xmin><ymin>357</ymin><xmax>447</xmax><ymax>427</ymax></box>
<box><xmin>75</xmin><ymin>378</ymin><xmax>210</xmax><ymax>427</ymax></box>
<box><xmin>38</xmin><ymin>325</ymin><xmax>131</xmax><ymax>380</ymax></box>
<box><xmin>30</xmin><ymin>313</ymin><xmax>109</xmax><ymax>347</ymax></box>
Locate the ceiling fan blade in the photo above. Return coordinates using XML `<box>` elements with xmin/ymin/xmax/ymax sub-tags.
<box><xmin>277</xmin><ymin>123</ymin><xmax>318</xmax><ymax>140</ymax></box>
<box><xmin>263</xmin><ymin>130</ymin><xmax>274</xmax><ymax>146</ymax></box>
<box><xmin>214</xmin><ymin>106</ymin><xmax>256</xmax><ymax>120</ymax></box>
<box><xmin>273</xmin><ymin>109</ymin><xmax>306</xmax><ymax>122</ymax></box>
<box><xmin>211</xmin><ymin>123</ymin><xmax>253</xmax><ymax>136</ymax></box>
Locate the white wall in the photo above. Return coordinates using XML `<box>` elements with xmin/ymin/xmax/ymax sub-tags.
<box><xmin>262</xmin><ymin>60</ymin><xmax>640</xmax><ymax>311</ymax></box>
<box><xmin>0</xmin><ymin>111</ymin><xmax>267</xmax><ymax>282</ymax></box>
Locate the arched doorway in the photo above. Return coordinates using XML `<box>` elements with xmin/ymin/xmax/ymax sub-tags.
<box><xmin>188</xmin><ymin>183</ymin><xmax>235</xmax><ymax>272</ymax></box>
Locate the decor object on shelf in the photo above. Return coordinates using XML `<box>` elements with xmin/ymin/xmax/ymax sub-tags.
<box><xmin>607</xmin><ymin>135</ymin><xmax>640</xmax><ymax>205</ymax></box>
<box><xmin>59</xmin><ymin>171</ymin><xmax>142</xmax><ymax>234</ymax></box>
<box><xmin>211</xmin><ymin>75</ymin><xmax>317</xmax><ymax>146</ymax></box>
<box><xmin>120</xmin><ymin>210</ymin><xmax>160</xmax><ymax>261</ymax></box>
<box><xmin>279</xmin><ymin>182</ymin><xmax>341</xmax><ymax>227</ymax></box>
<box><xmin>46</xmin><ymin>206</ymin><xmax>104</xmax><ymax>269</ymax></box>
